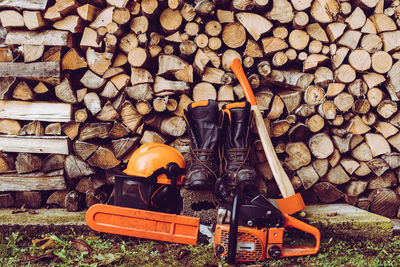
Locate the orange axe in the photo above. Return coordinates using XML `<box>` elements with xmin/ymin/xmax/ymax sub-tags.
<box><xmin>230</xmin><ymin>58</ymin><xmax>305</xmax><ymax>215</ymax></box>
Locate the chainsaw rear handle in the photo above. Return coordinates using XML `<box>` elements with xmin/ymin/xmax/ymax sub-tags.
<box><xmin>281</xmin><ymin>213</ymin><xmax>321</xmax><ymax>257</ymax></box>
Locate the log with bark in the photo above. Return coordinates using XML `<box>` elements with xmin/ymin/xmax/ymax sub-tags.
<box><xmin>0</xmin><ymin>170</ymin><xmax>66</xmax><ymax>191</ymax></box>
<box><xmin>0</xmin><ymin>62</ymin><xmax>60</xmax><ymax>85</ymax></box>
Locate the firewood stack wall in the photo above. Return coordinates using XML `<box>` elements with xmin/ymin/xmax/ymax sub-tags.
<box><xmin>1</xmin><ymin>0</ymin><xmax>400</xmax><ymax>218</ymax></box>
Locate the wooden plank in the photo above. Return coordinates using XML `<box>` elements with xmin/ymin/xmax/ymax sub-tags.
<box><xmin>0</xmin><ymin>62</ymin><xmax>60</xmax><ymax>85</ymax></box>
<box><xmin>0</xmin><ymin>0</ymin><xmax>49</xmax><ymax>10</ymax></box>
<box><xmin>0</xmin><ymin>100</ymin><xmax>71</xmax><ymax>122</ymax></box>
<box><xmin>0</xmin><ymin>170</ymin><xmax>66</xmax><ymax>191</ymax></box>
<box><xmin>5</xmin><ymin>30</ymin><xmax>72</xmax><ymax>46</ymax></box>
<box><xmin>0</xmin><ymin>135</ymin><xmax>69</xmax><ymax>154</ymax></box>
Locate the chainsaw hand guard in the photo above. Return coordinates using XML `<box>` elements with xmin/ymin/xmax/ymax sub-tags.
<box><xmin>279</xmin><ymin>213</ymin><xmax>321</xmax><ymax>258</ymax></box>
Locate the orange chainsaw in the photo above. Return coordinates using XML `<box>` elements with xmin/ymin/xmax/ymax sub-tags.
<box><xmin>214</xmin><ymin>184</ymin><xmax>320</xmax><ymax>264</ymax></box>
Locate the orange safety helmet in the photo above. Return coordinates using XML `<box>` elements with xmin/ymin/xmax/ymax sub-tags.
<box><xmin>123</xmin><ymin>143</ymin><xmax>186</xmax><ymax>185</ymax></box>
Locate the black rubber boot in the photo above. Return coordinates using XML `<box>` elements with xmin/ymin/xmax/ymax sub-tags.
<box><xmin>183</xmin><ymin>100</ymin><xmax>221</xmax><ymax>190</ymax></box>
<box><xmin>220</xmin><ymin>102</ymin><xmax>257</xmax><ymax>196</ymax></box>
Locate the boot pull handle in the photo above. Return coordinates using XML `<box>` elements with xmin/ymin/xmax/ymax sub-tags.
<box><xmin>230</xmin><ymin>59</ymin><xmax>257</xmax><ymax>106</ymax></box>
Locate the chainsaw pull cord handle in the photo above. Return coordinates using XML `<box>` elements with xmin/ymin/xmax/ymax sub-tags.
<box><xmin>227</xmin><ymin>183</ymin><xmax>244</xmax><ymax>264</ymax></box>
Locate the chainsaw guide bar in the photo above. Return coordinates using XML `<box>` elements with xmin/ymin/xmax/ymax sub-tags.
<box><xmin>86</xmin><ymin>204</ymin><xmax>200</xmax><ymax>245</ymax></box>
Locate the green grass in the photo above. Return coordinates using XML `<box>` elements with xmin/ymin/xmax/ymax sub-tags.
<box><xmin>1</xmin><ymin>230</ymin><xmax>400</xmax><ymax>266</ymax></box>
<box><xmin>0</xmin><ymin>230</ymin><xmax>217</xmax><ymax>267</ymax></box>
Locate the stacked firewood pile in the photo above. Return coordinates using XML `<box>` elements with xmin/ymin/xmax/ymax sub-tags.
<box><xmin>0</xmin><ymin>0</ymin><xmax>400</xmax><ymax>218</ymax></box>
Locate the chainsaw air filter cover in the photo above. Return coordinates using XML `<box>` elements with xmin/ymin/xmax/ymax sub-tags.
<box><xmin>214</xmin><ymin>224</ymin><xmax>267</xmax><ymax>262</ymax></box>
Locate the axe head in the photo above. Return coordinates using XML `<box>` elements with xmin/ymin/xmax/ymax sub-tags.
<box><xmin>273</xmin><ymin>193</ymin><xmax>305</xmax><ymax>215</ymax></box>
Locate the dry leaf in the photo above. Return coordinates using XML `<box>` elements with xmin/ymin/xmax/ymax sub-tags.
<box><xmin>32</xmin><ymin>237</ymin><xmax>55</xmax><ymax>250</ymax></box>
<box><xmin>19</xmin><ymin>252</ymin><xmax>55</xmax><ymax>263</ymax></box>
<box><xmin>155</xmin><ymin>244</ymin><xmax>166</xmax><ymax>253</ymax></box>
<box><xmin>72</xmin><ymin>238</ymin><xmax>93</xmax><ymax>253</ymax></box>
<box><xmin>176</xmin><ymin>249</ymin><xmax>190</xmax><ymax>260</ymax></box>
<box><xmin>12</xmin><ymin>204</ymin><xmax>27</xmax><ymax>214</ymax></box>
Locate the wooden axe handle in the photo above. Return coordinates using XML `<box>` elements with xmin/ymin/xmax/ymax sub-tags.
<box><xmin>230</xmin><ymin>58</ymin><xmax>295</xmax><ymax>198</ymax></box>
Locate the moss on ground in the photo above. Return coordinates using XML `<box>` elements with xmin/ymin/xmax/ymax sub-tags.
<box><xmin>304</xmin><ymin>204</ymin><xmax>393</xmax><ymax>241</ymax></box>
<box><xmin>1</xmin><ymin>229</ymin><xmax>400</xmax><ymax>267</ymax></box>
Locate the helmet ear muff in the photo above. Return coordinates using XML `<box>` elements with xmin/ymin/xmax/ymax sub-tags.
<box><xmin>151</xmin><ymin>184</ymin><xmax>181</xmax><ymax>212</ymax></box>
<box><xmin>149</xmin><ymin>162</ymin><xmax>185</xmax><ymax>212</ymax></box>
